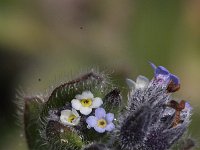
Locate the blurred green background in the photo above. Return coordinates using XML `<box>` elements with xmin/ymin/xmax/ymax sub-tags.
<box><xmin>0</xmin><ymin>0</ymin><xmax>200</xmax><ymax>149</ymax></box>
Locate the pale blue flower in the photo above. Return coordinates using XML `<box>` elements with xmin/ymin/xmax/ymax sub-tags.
<box><xmin>86</xmin><ymin>108</ymin><xmax>115</xmax><ymax>133</ymax></box>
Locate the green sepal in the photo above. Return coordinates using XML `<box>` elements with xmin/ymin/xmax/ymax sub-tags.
<box><xmin>24</xmin><ymin>97</ymin><xmax>46</xmax><ymax>150</ymax></box>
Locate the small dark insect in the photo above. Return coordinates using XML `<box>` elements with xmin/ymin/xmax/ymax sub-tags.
<box><xmin>167</xmin><ymin>100</ymin><xmax>185</xmax><ymax>127</ymax></box>
<box><xmin>167</xmin><ymin>80</ymin><xmax>180</xmax><ymax>93</ymax></box>
<box><xmin>38</xmin><ymin>78</ymin><xmax>41</xmax><ymax>82</ymax></box>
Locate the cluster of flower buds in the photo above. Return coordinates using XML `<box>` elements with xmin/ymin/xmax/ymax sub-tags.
<box><xmin>18</xmin><ymin>63</ymin><xmax>194</xmax><ymax>150</ymax></box>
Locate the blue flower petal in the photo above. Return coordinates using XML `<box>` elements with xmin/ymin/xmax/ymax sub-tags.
<box><xmin>94</xmin><ymin>126</ymin><xmax>106</xmax><ymax>133</ymax></box>
<box><xmin>106</xmin><ymin>113</ymin><xmax>114</xmax><ymax>123</ymax></box>
<box><xmin>149</xmin><ymin>62</ymin><xmax>157</xmax><ymax>70</ymax></box>
<box><xmin>95</xmin><ymin>108</ymin><xmax>106</xmax><ymax>119</ymax></box>
<box><xmin>105</xmin><ymin>123</ymin><xmax>115</xmax><ymax>131</ymax></box>
<box><xmin>86</xmin><ymin>116</ymin><xmax>97</xmax><ymax>128</ymax></box>
<box><xmin>170</xmin><ymin>74</ymin><xmax>180</xmax><ymax>85</ymax></box>
<box><xmin>156</xmin><ymin>66</ymin><xmax>170</xmax><ymax>76</ymax></box>
<box><xmin>185</xmin><ymin>101</ymin><xmax>192</xmax><ymax>110</ymax></box>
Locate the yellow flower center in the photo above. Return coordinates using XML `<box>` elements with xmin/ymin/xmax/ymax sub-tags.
<box><xmin>97</xmin><ymin>119</ymin><xmax>107</xmax><ymax>128</ymax></box>
<box><xmin>68</xmin><ymin>115</ymin><xmax>76</xmax><ymax>123</ymax></box>
<box><xmin>80</xmin><ymin>99</ymin><xmax>92</xmax><ymax>107</ymax></box>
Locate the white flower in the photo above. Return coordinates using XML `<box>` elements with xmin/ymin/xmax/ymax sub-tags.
<box><xmin>126</xmin><ymin>75</ymin><xmax>149</xmax><ymax>90</ymax></box>
<box><xmin>60</xmin><ymin>109</ymin><xmax>80</xmax><ymax>126</ymax></box>
<box><xmin>71</xmin><ymin>91</ymin><xmax>103</xmax><ymax>115</ymax></box>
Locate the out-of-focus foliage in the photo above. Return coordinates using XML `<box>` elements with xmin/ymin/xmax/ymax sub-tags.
<box><xmin>0</xmin><ymin>0</ymin><xmax>200</xmax><ymax>149</ymax></box>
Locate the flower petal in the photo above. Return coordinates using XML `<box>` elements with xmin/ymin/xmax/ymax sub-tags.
<box><xmin>106</xmin><ymin>113</ymin><xmax>114</xmax><ymax>123</ymax></box>
<box><xmin>91</xmin><ymin>97</ymin><xmax>103</xmax><ymax>108</ymax></box>
<box><xmin>61</xmin><ymin>110</ymin><xmax>72</xmax><ymax>118</ymax></box>
<box><xmin>60</xmin><ymin>116</ymin><xmax>74</xmax><ymax>126</ymax></box>
<box><xmin>94</xmin><ymin>126</ymin><xmax>106</xmax><ymax>133</ymax></box>
<box><xmin>72</xmin><ymin>117</ymin><xmax>81</xmax><ymax>125</ymax></box>
<box><xmin>75</xmin><ymin>94</ymin><xmax>84</xmax><ymax>100</ymax></box>
<box><xmin>71</xmin><ymin>99</ymin><xmax>82</xmax><ymax>110</ymax></box>
<box><xmin>170</xmin><ymin>74</ymin><xmax>180</xmax><ymax>85</ymax></box>
<box><xmin>60</xmin><ymin>113</ymin><xmax>72</xmax><ymax>126</ymax></box>
<box><xmin>86</xmin><ymin>116</ymin><xmax>98</xmax><ymax>128</ymax></box>
<box><xmin>95</xmin><ymin>108</ymin><xmax>106</xmax><ymax>119</ymax></box>
<box><xmin>82</xmin><ymin>91</ymin><xmax>94</xmax><ymax>99</ymax></box>
<box><xmin>80</xmin><ymin>107</ymin><xmax>92</xmax><ymax>115</ymax></box>
<box><xmin>156</xmin><ymin>74</ymin><xmax>171</xmax><ymax>84</ymax></box>
<box><xmin>149</xmin><ymin>62</ymin><xmax>157</xmax><ymax>70</ymax></box>
<box><xmin>72</xmin><ymin>108</ymin><xmax>80</xmax><ymax>117</ymax></box>
<box><xmin>136</xmin><ymin>75</ymin><xmax>149</xmax><ymax>89</ymax></box>
<box><xmin>126</xmin><ymin>78</ymin><xmax>136</xmax><ymax>89</ymax></box>
<box><xmin>105</xmin><ymin>123</ymin><xmax>115</xmax><ymax>131</ymax></box>
<box><xmin>75</xmin><ymin>91</ymin><xmax>94</xmax><ymax>99</ymax></box>
<box><xmin>60</xmin><ymin>115</ymin><xmax>67</xmax><ymax>124</ymax></box>
<box><xmin>156</xmin><ymin>66</ymin><xmax>170</xmax><ymax>76</ymax></box>
<box><xmin>185</xmin><ymin>102</ymin><xmax>192</xmax><ymax>111</ymax></box>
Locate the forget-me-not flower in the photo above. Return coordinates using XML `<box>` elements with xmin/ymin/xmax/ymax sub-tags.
<box><xmin>71</xmin><ymin>91</ymin><xmax>103</xmax><ymax>115</ymax></box>
<box><xmin>86</xmin><ymin>108</ymin><xmax>115</xmax><ymax>133</ymax></box>
<box><xmin>60</xmin><ymin>109</ymin><xmax>80</xmax><ymax>126</ymax></box>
